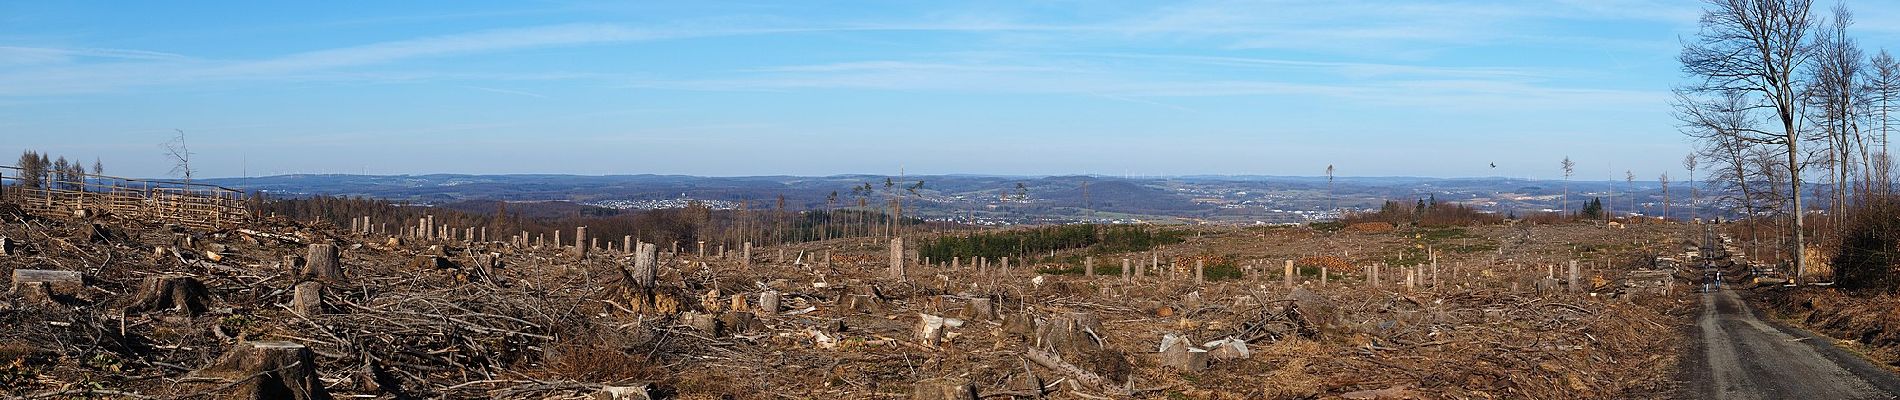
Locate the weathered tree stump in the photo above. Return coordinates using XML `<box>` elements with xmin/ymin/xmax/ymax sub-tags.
<box><xmin>890</xmin><ymin>237</ymin><xmax>906</xmax><ymax>279</ymax></box>
<box><xmin>16</xmin><ymin>281</ymin><xmax>55</xmax><ymax>305</ymax></box>
<box><xmin>302</xmin><ymin>243</ymin><xmax>344</xmax><ymax>283</ymax></box>
<box><xmin>916</xmin><ymin>313</ymin><xmax>966</xmax><ymax>347</ymax></box>
<box><xmin>292</xmin><ymin>282</ymin><xmax>324</xmax><ymax>316</ymax></box>
<box><xmin>682</xmin><ymin>312</ymin><xmax>722</xmax><ymax>336</ymax></box>
<box><xmin>911</xmin><ymin>377</ymin><xmax>978</xmax><ymax>400</ymax></box>
<box><xmin>759</xmin><ymin>291</ymin><xmax>781</xmax><ymax>314</ymax></box>
<box><xmin>192</xmin><ymin>341</ymin><xmax>332</xmax><ymax>400</ymax></box>
<box><xmin>721</xmin><ymin>311</ymin><xmax>758</xmax><ymax>334</ymax></box>
<box><xmin>1037</xmin><ymin>313</ymin><xmax>1104</xmax><ymax>357</ymax></box>
<box><xmin>1159</xmin><ymin>335</ymin><xmax>1208</xmax><ymax>371</ymax></box>
<box><xmin>1288</xmin><ymin>287</ymin><xmax>1337</xmax><ymax>337</ymax></box>
<box><xmin>1002</xmin><ymin>313</ymin><xmax>1037</xmax><ymax>339</ymax></box>
<box><xmin>125</xmin><ymin>275</ymin><xmax>209</xmax><ymax>316</ymax></box>
<box><xmin>1204</xmin><ymin>338</ymin><xmax>1251</xmax><ymax>360</ymax></box>
<box><xmin>571</xmin><ymin>227</ymin><xmax>589</xmax><ymax>258</ymax></box>
<box><xmin>962</xmin><ymin>296</ymin><xmax>996</xmax><ymax>321</ymax></box>
<box><xmin>630</xmin><ymin>242</ymin><xmax>657</xmax><ymax>288</ymax></box>
<box><xmin>593</xmin><ymin>384</ymin><xmax>657</xmax><ymax>400</ymax></box>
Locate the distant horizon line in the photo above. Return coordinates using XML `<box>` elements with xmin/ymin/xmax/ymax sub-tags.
<box><xmin>189</xmin><ymin>172</ymin><xmax>1686</xmax><ymax>184</ymax></box>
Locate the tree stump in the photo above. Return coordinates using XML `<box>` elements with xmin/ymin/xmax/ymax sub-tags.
<box><xmin>571</xmin><ymin>227</ymin><xmax>589</xmax><ymax>258</ymax></box>
<box><xmin>682</xmin><ymin>312</ymin><xmax>722</xmax><ymax>336</ymax></box>
<box><xmin>593</xmin><ymin>384</ymin><xmax>657</xmax><ymax>400</ymax></box>
<box><xmin>890</xmin><ymin>237</ymin><xmax>906</xmax><ymax>279</ymax></box>
<box><xmin>302</xmin><ymin>244</ymin><xmax>344</xmax><ymax>283</ymax></box>
<box><xmin>16</xmin><ymin>282</ymin><xmax>54</xmax><ymax>305</ymax></box>
<box><xmin>631</xmin><ymin>242</ymin><xmax>657</xmax><ymax>288</ymax></box>
<box><xmin>1037</xmin><ymin>313</ymin><xmax>1104</xmax><ymax>357</ymax></box>
<box><xmin>192</xmin><ymin>341</ymin><xmax>332</xmax><ymax>400</ymax></box>
<box><xmin>911</xmin><ymin>377</ymin><xmax>978</xmax><ymax>400</ymax></box>
<box><xmin>125</xmin><ymin>275</ymin><xmax>209</xmax><ymax>316</ymax></box>
<box><xmin>292</xmin><ymin>282</ymin><xmax>324</xmax><ymax>316</ymax></box>
<box><xmin>916</xmin><ymin>313</ymin><xmax>966</xmax><ymax>347</ymax></box>
<box><xmin>721</xmin><ymin>311</ymin><xmax>758</xmax><ymax>334</ymax></box>
<box><xmin>1288</xmin><ymin>287</ymin><xmax>1337</xmax><ymax>336</ymax></box>
<box><xmin>1159</xmin><ymin>336</ymin><xmax>1208</xmax><ymax>371</ymax></box>
<box><xmin>962</xmin><ymin>296</ymin><xmax>996</xmax><ymax>321</ymax></box>
<box><xmin>759</xmin><ymin>291</ymin><xmax>781</xmax><ymax>314</ymax></box>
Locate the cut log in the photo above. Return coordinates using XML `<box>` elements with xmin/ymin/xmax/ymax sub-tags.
<box><xmin>0</xmin><ymin>236</ymin><xmax>15</xmax><ymax>256</ymax></box>
<box><xmin>11</xmin><ymin>269</ymin><xmax>82</xmax><ymax>296</ymax></box>
<box><xmin>292</xmin><ymin>281</ymin><xmax>324</xmax><ymax>316</ymax></box>
<box><xmin>911</xmin><ymin>377</ymin><xmax>978</xmax><ymax>400</ymax></box>
<box><xmin>302</xmin><ymin>244</ymin><xmax>345</xmax><ymax>283</ymax></box>
<box><xmin>125</xmin><ymin>275</ymin><xmax>209</xmax><ymax>316</ymax></box>
<box><xmin>239</xmin><ymin>229</ymin><xmax>306</xmax><ymax>245</ymax></box>
<box><xmin>192</xmin><ymin>341</ymin><xmax>332</xmax><ymax>400</ymax></box>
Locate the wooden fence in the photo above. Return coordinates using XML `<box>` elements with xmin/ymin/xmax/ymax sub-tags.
<box><xmin>0</xmin><ymin>166</ymin><xmax>248</xmax><ymax>230</ymax></box>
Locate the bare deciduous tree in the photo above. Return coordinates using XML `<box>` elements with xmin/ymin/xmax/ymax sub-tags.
<box><xmin>1866</xmin><ymin>49</ymin><xmax>1899</xmax><ymax>193</ymax></box>
<box><xmin>1561</xmin><ymin>156</ymin><xmax>1576</xmax><ymax>216</ymax></box>
<box><xmin>1677</xmin><ymin>0</ymin><xmax>1818</xmax><ymax>280</ymax></box>
<box><xmin>162</xmin><ymin>129</ymin><xmax>195</xmax><ymax>182</ymax></box>
<box><xmin>1325</xmin><ymin>164</ymin><xmax>1336</xmax><ymax>214</ymax></box>
<box><xmin>1626</xmin><ymin>170</ymin><xmax>1637</xmax><ymax>217</ymax></box>
<box><xmin>1685</xmin><ymin>153</ymin><xmax>1700</xmax><ymax>221</ymax></box>
<box><xmin>1661</xmin><ymin>172</ymin><xmax>1672</xmax><ymax>221</ymax></box>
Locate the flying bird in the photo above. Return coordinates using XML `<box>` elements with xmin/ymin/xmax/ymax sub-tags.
<box><xmin>1489</xmin><ymin>163</ymin><xmax>1497</xmax><ymax>168</ymax></box>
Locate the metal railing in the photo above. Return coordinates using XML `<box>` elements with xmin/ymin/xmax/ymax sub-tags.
<box><xmin>0</xmin><ymin>166</ymin><xmax>248</xmax><ymax>230</ymax></box>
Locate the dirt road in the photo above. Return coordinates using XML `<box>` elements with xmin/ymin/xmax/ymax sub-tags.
<box><xmin>1685</xmin><ymin>287</ymin><xmax>1900</xmax><ymax>399</ymax></box>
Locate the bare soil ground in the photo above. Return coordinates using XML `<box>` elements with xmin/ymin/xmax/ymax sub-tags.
<box><xmin>0</xmin><ymin>202</ymin><xmax>1698</xmax><ymax>399</ymax></box>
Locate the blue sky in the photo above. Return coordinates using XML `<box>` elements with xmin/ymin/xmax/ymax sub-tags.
<box><xmin>5</xmin><ymin>1</ymin><xmax>1900</xmax><ymax>180</ymax></box>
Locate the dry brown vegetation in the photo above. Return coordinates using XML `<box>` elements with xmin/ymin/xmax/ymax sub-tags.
<box><xmin>0</xmin><ymin>199</ymin><xmax>1699</xmax><ymax>399</ymax></box>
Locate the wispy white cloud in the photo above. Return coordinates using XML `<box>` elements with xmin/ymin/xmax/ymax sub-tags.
<box><xmin>0</xmin><ymin>0</ymin><xmax>1696</xmax><ymax>97</ymax></box>
<box><xmin>631</xmin><ymin>56</ymin><xmax>1663</xmax><ymax>111</ymax></box>
<box><xmin>213</xmin><ymin>24</ymin><xmax>674</xmax><ymax>76</ymax></box>
<box><xmin>0</xmin><ymin>46</ymin><xmax>191</xmax><ymax>66</ymax></box>
<box><xmin>465</xmin><ymin>85</ymin><xmax>549</xmax><ymax>98</ymax></box>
